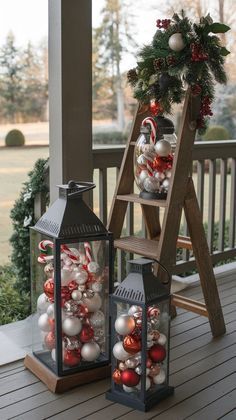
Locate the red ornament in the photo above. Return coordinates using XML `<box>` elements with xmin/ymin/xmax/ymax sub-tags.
<box><xmin>79</xmin><ymin>325</ymin><xmax>94</xmax><ymax>343</ymax></box>
<box><xmin>149</xmin><ymin>344</ymin><xmax>166</xmax><ymax>363</ymax></box>
<box><xmin>121</xmin><ymin>369</ymin><xmax>140</xmax><ymax>387</ymax></box>
<box><xmin>64</xmin><ymin>349</ymin><xmax>81</xmax><ymax>367</ymax></box>
<box><xmin>44</xmin><ymin>331</ymin><xmax>56</xmax><ymax>350</ymax></box>
<box><xmin>112</xmin><ymin>369</ymin><xmax>123</xmax><ymax>385</ymax></box>
<box><xmin>68</xmin><ymin>280</ymin><xmax>78</xmax><ymax>292</ymax></box>
<box><xmin>123</xmin><ymin>335</ymin><xmax>142</xmax><ymax>354</ymax></box>
<box><xmin>48</xmin><ymin>318</ymin><xmax>55</xmax><ymax>331</ymax></box>
<box><xmin>61</xmin><ymin>286</ymin><xmax>71</xmax><ymax>301</ymax></box>
<box><xmin>146</xmin><ymin>357</ymin><xmax>153</xmax><ymax>368</ymax></box>
<box><xmin>77</xmin><ymin>304</ymin><xmax>89</xmax><ymax>318</ymax></box>
<box><xmin>44</xmin><ymin>278</ymin><xmax>54</xmax><ymax>300</ymax></box>
<box><xmin>148</xmin><ymin>306</ymin><xmax>160</xmax><ymax>319</ymax></box>
<box><xmin>149</xmin><ymin>100</ymin><xmax>163</xmax><ymax>116</ymax></box>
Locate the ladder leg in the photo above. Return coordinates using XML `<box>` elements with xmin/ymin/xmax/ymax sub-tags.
<box><xmin>184</xmin><ymin>179</ymin><xmax>226</xmax><ymax>337</ymax></box>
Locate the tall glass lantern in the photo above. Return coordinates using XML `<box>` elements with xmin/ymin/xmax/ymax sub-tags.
<box><xmin>106</xmin><ymin>258</ymin><xmax>174</xmax><ymax>412</ymax></box>
<box><xmin>26</xmin><ymin>181</ymin><xmax>113</xmax><ymax>392</ymax></box>
<box><xmin>134</xmin><ymin>116</ymin><xmax>176</xmax><ymax>200</ymax></box>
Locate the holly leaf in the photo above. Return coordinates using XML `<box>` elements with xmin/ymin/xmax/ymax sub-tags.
<box><xmin>220</xmin><ymin>47</ymin><xmax>230</xmax><ymax>56</ymax></box>
<box><xmin>207</xmin><ymin>23</ymin><xmax>230</xmax><ymax>34</ymax></box>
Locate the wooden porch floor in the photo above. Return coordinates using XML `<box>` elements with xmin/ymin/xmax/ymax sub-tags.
<box><xmin>0</xmin><ymin>275</ymin><xmax>235</xmax><ymax>420</ymax></box>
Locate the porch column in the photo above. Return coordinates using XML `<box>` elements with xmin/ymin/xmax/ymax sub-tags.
<box><xmin>48</xmin><ymin>0</ymin><xmax>92</xmax><ymax>203</ymax></box>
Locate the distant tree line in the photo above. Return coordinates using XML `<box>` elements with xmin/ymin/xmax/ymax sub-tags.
<box><xmin>0</xmin><ymin>32</ymin><xmax>48</xmax><ymax>123</ymax></box>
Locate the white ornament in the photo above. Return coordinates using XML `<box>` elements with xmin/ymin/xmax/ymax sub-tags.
<box><xmin>37</xmin><ymin>293</ymin><xmax>50</xmax><ymax>313</ymax></box>
<box><xmin>142</xmin><ymin>144</ymin><xmax>156</xmax><ymax>158</ymax></box>
<box><xmin>153</xmin><ymin>368</ymin><xmax>166</xmax><ymax>384</ymax></box>
<box><xmin>126</xmin><ymin>358</ymin><xmax>139</xmax><ymax>369</ymax></box>
<box><xmin>154</xmin><ymin>171</ymin><xmax>165</xmax><ymax>181</ymax></box>
<box><xmin>162</xmin><ymin>178</ymin><xmax>170</xmax><ymax>191</ymax></box>
<box><xmin>115</xmin><ymin>315</ymin><xmax>135</xmax><ymax>335</ymax></box>
<box><xmin>158</xmin><ymin>333</ymin><xmax>167</xmax><ymax>346</ymax></box>
<box><xmin>113</xmin><ymin>341</ymin><xmax>130</xmax><ymax>361</ymax></box>
<box><xmin>123</xmin><ymin>385</ymin><xmax>136</xmax><ymax>393</ymax></box>
<box><xmin>136</xmin><ymin>376</ymin><xmax>151</xmax><ymax>391</ymax></box>
<box><xmin>62</xmin><ymin>317</ymin><xmax>82</xmax><ymax>336</ymax></box>
<box><xmin>139</xmin><ymin>170</ymin><xmax>149</xmax><ymax>183</ymax></box>
<box><xmin>168</xmin><ymin>33</ymin><xmax>185</xmax><ymax>52</ymax></box>
<box><xmin>38</xmin><ymin>313</ymin><xmax>51</xmax><ymax>332</ymax></box>
<box><xmin>71</xmin><ymin>290</ymin><xmax>82</xmax><ymax>301</ymax></box>
<box><xmin>91</xmin><ymin>282</ymin><xmax>103</xmax><ymax>293</ymax></box>
<box><xmin>74</xmin><ymin>268</ymin><xmax>88</xmax><ymax>285</ymax></box>
<box><xmin>81</xmin><ymin>342</ymin><xmax>100</xmax><ymax>361</ymax></box>
<box><xmin>46</xmin><ymin>304</ymin><xmax>55</xmax><ymax>319</ymax></box>
<box><xmin>88</xmin><ymin>261</ymin><xmax>100</xmax><ymax>274</ymax></box>
<box><xmin>144</xmin><ymin>177</ymin><xmax>160</xmax><ymax>193</ymax></box>
<box><xmin>137</xmin><ymin>154</ymin><xmax>147</xmax><ymax>166</ymax></box>
<box><xmin>128</xmin><ymin>305</ymin><xmax>142</xmax><ymax>316</ymax></box>
<box><xmin>165</xmin><ymin>170</ymin><xmax>172</xmax><ymax>179</ymax></box>
<box><xmin>135</xmin><ymin>365</ymin><xmax>142</xmax><ymax>375</ymax></box>
<box><xmin>90</xmin><ymin>310</ymin><xmax>105</xmax><ymax>328</ymax></box>
<box><xmin>61</xmin><ymin>267</ymin><xmax>73</xmax><ymax>286</ymax></box>
<box><xmin>155</xmin><ymin>140</ymin><xmax>171</xmax><ymax>157</ymax></box>
<box><xmin>83</xmin><ymin>293</ymin><xmax>102</xmax><ymax>312</ymax></box>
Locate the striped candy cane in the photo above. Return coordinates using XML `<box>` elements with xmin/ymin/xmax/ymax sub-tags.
<box><xmin>142</xmin><ymin>117</ymin><xmax>157</xmax><ymax>145</ymax></box>
<box><xmin>61</xmin><ymin>244</ymin><xmax>80</xmax><ymax>263</ymax></box>
<box><xmin>84</xmin><ymin>242</ymin><xmax>92</xmax><ymax>263</ymax></box>
<box><xmin>37</xmin><ymin>240</ymin><xmax>79</xmax><ymax>264</ymax></box>
<box><xmin>38</xmin><ymin>240</ymin><xmax>53</xmax><ymax>253</ymax></box>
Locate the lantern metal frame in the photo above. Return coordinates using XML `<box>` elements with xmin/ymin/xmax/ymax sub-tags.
<box><xmin>26</xmin><ymin>181</ymin><xmax>113</xmax><ymax>391</ymax></box>
<box><xmin>106</xmin><ymin>258</ymin><xmax>174</xmax><ymax>412</ymax></box>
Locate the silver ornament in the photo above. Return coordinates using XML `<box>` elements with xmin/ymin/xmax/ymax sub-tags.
<box><xmin>37</xmin><ymin>293</ymin><xmax>50</xmax><ymax>313</ymax></box>
<box><xmin>154</xmin><ymin>171</ymin><xmax>165</xmax><ymax>181</ymax></box>
<box><xmin>125</xmin><ymin>357</ymin><xmax>139</xmax><ymax>369</ymax></box>
<box><xmin>90</xmin><ymin>310</ymin><xmax>105</xmax><ymax>328</ymax></box>
<box><xmin>38</xmin><ymin>313</ymin><xmax>51</xmax><ymax>332</ymax></box>
<box><xmin>135</xmin><ymin>365</ymin><xmax>142</xmax><ymax>375</ymax></box>
<box><xmin>144</xmin><ymin>177</ymin><xmax>160</xmax><ymax>193</ymax></box>
<box><xmin>162</xmin><ymin>178</ymin><xmax>170</xmax><ymax>191</ymax></box>
<box><xmin>112</xmin><ymin>341</ymin><xmax>130</xmax><ymax>361</ymax></box>
<box><xmin>64</xmin><ymin>299</ymin><xmax>80</xmax><ymax>315</ymax></box>
<box><xmin>46</xmin><ymin>303</ymin><xmax>55</xmax><ymax>319</ymax></box>
<box><xmin>165</xmin><ymin>170</ymin><xmax>172</xmax><ymax>179</ymax></box>
<box><xmin>154</xmin><ymin>140</ymin><xmax>171</xmax><ymax>157</ymax></box>
<box><xmin>83</xmin><ymin>293</ymin><xmax>102</xmax><ymax>312</ymax></box>
<box><xmin>78</xmin><ymin>285</ymin><xmax>86</xmax><ymax>292</ymax></box>
<box><xmin>91</xmin><ymin>282</ymin><xmax>103</xmax><ymax>293</ymax></box>
<box><xmin>153</xmin><ymin>368</ymin><xmax>166</xmax><ymax>384</ymax></box>
<box><xmin>64</xmin><ymin>336</ymin><xmax>80</xmax><ymax>350</ymax></box>
<box><xmin>62</xmin><ymin>316</ymin><xmax>82</xmax><ymax>336</ymax></box>
<box><xmin>168</xmin><ymin>33</ymin><xmax>185</xmax><ymax>52</ymax></box>
<box><xmin>71</xmin><ymin>290</ymin><xmax>82</xmax><ymax>301</ymax></box>
<box><xmin>115</xmin><ymin>314</ymin><xmax>135</xmax><ymax>335</ymax></box>
<box><xmin>138</xmin><ymin>169</ymin><xmax>149</xmax><ymax>183</ymax></box>
<box><xmin>137</xmin><ymin>154</ymin><xmax>147</xmax><ymax>165</ymax></box>
<box><xmin>119</xmin><ymin>362</ymin><xmax>126</xmax><ymax>371</ymax></box>
<box><xmin>74</xmin><ymin>268</ymin><xmax>88</xmax><ymax>285</ymax></box>
<box><xmin>157</xmin><ymin>333</ymin><xmax>167</xmax><ymax>346</ymax></box>
<box><xmin>81</xmin><ymin>342</ymin><xmax>100</xmax><ymax>362</ymax></box>
<box><xmin>44</xmin><ymin>263</ymin><xmax>54</xmax><ymax>278</ymax></box>
<box><xmin>88</xmin><ymin>261</ymin><xmax>100</xmax><ymax>274</ymax></box>
<box><xmin>128</xmin><ymin>305</ymin><xmax>142</xmax><ymax>316</ymax></box>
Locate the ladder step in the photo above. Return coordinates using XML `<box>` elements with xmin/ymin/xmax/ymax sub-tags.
<box><xmin>114</xmin><ymin>236</ymin><xmax>159</xmax><ymax>259</ymax></box>
<box><xmin>116</xmin><ymin>193</ymin><xmax>168</xmax><ymax>207</ymax></box>
<box><xmin>172</xmin><ymin>294</ymin><xmax>208</xmax><ymax>317</ymax></box>
<box><xmin>177</xmin><ymin>235</ymin><xmax>193</xmax><ymax>250</ymax></box>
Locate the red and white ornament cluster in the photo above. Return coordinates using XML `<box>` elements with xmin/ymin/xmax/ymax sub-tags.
<box><xmin>112</xmin><ymin>305</ymin><xmax>167</xmax><ymax>393</ymax></box>
<box><xmin>37</xmin><ymin>240</ymin><xmax>106</xmax><ymax>367</ymax></box>
<box><xmin>135</xmin><ymin>117</ymin><xmax>173</xmax><ymax>195</ymax></box>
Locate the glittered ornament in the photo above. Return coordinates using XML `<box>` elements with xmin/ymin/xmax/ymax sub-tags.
<box><xmin>112</xmin><ymin>369</ymin><xmax>123</xmax><ymax>385</ymax></box>
<box><xmin>121</xmin><ymin>369</ymin><xmax>140</xmax><ymax>387</ymax></box>
<box><xmin>61</xmin><ymin>286</ymin><xmax>71</xmax><ymax>302</ymax></box>
<box><xmin>123</xmin><ymin>335</ymin><xmax>142</xmax><ymax>354</ymax></box>
<box><xmin>148</xmin><ymin>306</ymin><xmax>160</xmax><ymax>319</ymax></box>
<box><xmin>168</xmin><ymin>33</ymin><xmax>185</xmax><ymax>52</ymax></box>
<box><xmin>88</xmin><ymin>261</ymin><xmax>100</xmax><ymax>274</ymax></box>
<box><xmin>64</xmin><ymin>335</ymin><xmax>80</xmax><ymax>350</ymax></box>
<box><xmin>77</xmin><ymin>304</ymin><xmax>89</xmax><ymax>319</ymax></box>
<box><xmin>43</xmin><ymin>278</ymin><xmax>54</xmax><ymax>300</ymax></box>
<box><xmin>90</xmin><ymin>310</ymin><xmax>105</xmax><ymax>328</ymax></box>
<box><xmin>113</xmin><ymin>342</ymin><xmax>130</xmax><ymax>361</ymax></box>
<box><xmin>44</xmin><ymin>263</ymin><xmax>54</xmax><ymax>278</ymax></box>
<box><xmin>74</xmin><ymin>268</ymin><xmax>88</xmax><ymax>285</ymax></box>
<box><xmin>68</xmin><ymin>280</ymin><xmax>78</xmax><ymax>292</ymax></box>
<box><xmin>91</xmin><ymin>282</ymin><xmax>103</xmax><ymax>293</ymax></box>
<box><xmin>62</xmin><ymin>316</ymin><xmax>82</xmax><ymax>336</ymax></box>
<box><xmin>44</xmin><ymin>331</ymin><xmax>56</xmax><ymax>350</ymax></box>
<box><xmin>64</xmin><ymin>349</ymin><xmax>81</xmax><ymax>367</ymax></box>
<box><xmin>115</xmin><ymin>315</ymin><xmax>135</xmax><ymax>336</ymax></box>
<box><xmin>149</xmin><ymin>344</ymin><xmax>166</xmax><ymax>363</ymax></box>
<box><xmin>155</xmin><ymin>140</ymin><xmax>172</xmax><ymax>157</ymax></box>
<box><xmin>79</xmin><ymin>325</ymin><xmax>94</xmax><ymax>343</ymax></box>
<box><xmin>153</xmin><ymin>368</ymin><xmax>166</xmax><ymax>384</ymax></box>
<box><xmin>143</xmin><ymin>177</ymin><xmax>160</xmax><ymax>193</ymax></box>
<box><xmin>81</xmin><ymin>342</ymin><xmax>100</xmax><ymax>362</ymax></box>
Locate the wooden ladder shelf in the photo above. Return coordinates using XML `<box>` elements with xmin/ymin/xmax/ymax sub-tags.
<box><xmin>108</xmin><ymin>88</ymin><xmax>226</xmax><ymax>338</ymax></box>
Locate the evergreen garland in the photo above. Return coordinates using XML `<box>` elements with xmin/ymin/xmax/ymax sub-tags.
<box><xmin>128</xmin><ymin>11</ymin><xmax>230</xmax><ymax>134</ymax></box>
<box><xmin>10</xmin><ymin>158</ymin><xmax>49</xmax><ymax>295</ymax></box>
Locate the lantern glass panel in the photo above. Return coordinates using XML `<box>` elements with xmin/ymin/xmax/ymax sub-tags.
<box><xmin>31</xmin><ymin>232</ymin><xmax>110</xmax><ymax>375</ymax></box>
<box><xmin>111</xmin><ymin>298</ymin><xmax>170</xmax><ymax>403</ymax></box>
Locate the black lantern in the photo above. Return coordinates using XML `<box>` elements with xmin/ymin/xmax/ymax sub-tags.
<box><xmin>106</xmin><ymin>258</ymin><xmax>174</xmax><ymax>412</ymax></box>
<box><xmin>25</xmin><ymin>181</ymin><xmax>113</xmax><ymax>392</ymax></box>
<box><xmin>134</xmin><ymin>115</ymin><xmax>176</xmax><ymax>200</ymax></box>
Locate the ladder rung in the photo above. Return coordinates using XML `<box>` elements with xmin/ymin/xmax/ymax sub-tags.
<box><xmin>116</xmin><ymin>193</ymin><xmax>167</xmax><ymax>208</ymax></box>
<box><xmin>172</xmin><ymin>294</ymin><xmax>208</xmax><ymax>317</ymax></box>
<box><xmin>114</xmin><ymin>236</ymin><xmax>159</xmax><ymax>259</ymax></box>
<box><xmin>177</xmin><ymin>235</ymin><xmax>193</xmax><ymax>250</ymax></box>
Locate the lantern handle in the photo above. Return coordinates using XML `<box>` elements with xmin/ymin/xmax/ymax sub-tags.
<box><xmin>152</xmin><ymin>258</ymin><xmax>171</xmax><ymax>285</ymax></box>
<box><xmin>67</xmin><ymin>181</ymin><xmax>96</xmax><ymax>197</ymax></box>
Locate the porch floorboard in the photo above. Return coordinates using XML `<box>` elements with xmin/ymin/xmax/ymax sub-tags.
<box><xmin>0</xmin><ymin>275</ymin><xmax>235</xmax><ymax>420</ymax></box>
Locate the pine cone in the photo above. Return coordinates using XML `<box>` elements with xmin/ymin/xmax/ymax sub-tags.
<box><xmin>127</xmin><ymin>68</ymin><xmax>138</xmax><ymax>86</ymax></box>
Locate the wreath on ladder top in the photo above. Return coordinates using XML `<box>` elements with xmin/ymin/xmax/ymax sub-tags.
<box><xmin>127</xmin><ymin>11</ymin><xmax>230</xmax><ymax>134</ymax></box>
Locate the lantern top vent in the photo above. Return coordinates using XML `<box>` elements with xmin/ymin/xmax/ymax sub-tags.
<box><xmin>33</xmin><ymin>181</ymin><xmax>108</xmax><ymax>239</ymax></box>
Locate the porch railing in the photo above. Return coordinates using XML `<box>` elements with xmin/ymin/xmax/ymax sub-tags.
<box><xmin>35</xmin><ymin>140</ymin><xmax>236</xmax><ymax>277</ymax></box>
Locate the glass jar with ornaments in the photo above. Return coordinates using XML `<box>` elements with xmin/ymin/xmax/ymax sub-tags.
<box><xmin>26</xmin><ymin>181</ymin><xmax>113</xmax><ymax>392</ymax></box>
<box><xmin>134</xmin><ymin>116</ymin><xmax>176</xmax><ymax>200</ymax></box>
<box><xmin>106</xmin><ymin>258</ymin><xmax>174</xmax><ymax>412</ymax></box>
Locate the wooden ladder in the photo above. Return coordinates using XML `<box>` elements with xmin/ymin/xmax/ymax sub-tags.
<box><xmin>107</xmin><ymin>88</ymin><xmax>226</xmax><ymax>338</ymax></box>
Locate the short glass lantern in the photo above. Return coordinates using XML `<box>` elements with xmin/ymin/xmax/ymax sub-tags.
<box><xmin>26</xmin><ymin>181</ymin><xmax>113</xmax><ymax>392</ymax></box>
<box><xmin>134</xmin><ymin>116</ymin><xmax>176</xmax><ymax>200</ymax></box>
<box><xmin>106</xmin><ymin>258</ymin><xmax>174</xmax><ymax>412</ymax></box>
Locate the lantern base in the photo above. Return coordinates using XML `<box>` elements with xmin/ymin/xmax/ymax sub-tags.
<box><xmin>24</xmin><ymin>354</ymin><xmax>111</xmax><ymax>393</ymax></box>
<box><xmin>106</xmin><ymin>385</ymin><xmax>174</xmax><ymax>412</ymax></box>
<box><xmin>139</xmin><ymin>191</ymin><xmax>167</xmax><ymax>200</ymax></box>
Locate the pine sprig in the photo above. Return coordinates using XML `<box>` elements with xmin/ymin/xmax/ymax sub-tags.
<box><xmin>128</xmin><ymin>11</ymin><xmax>230</xmax><ymax>133</ymax></box>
